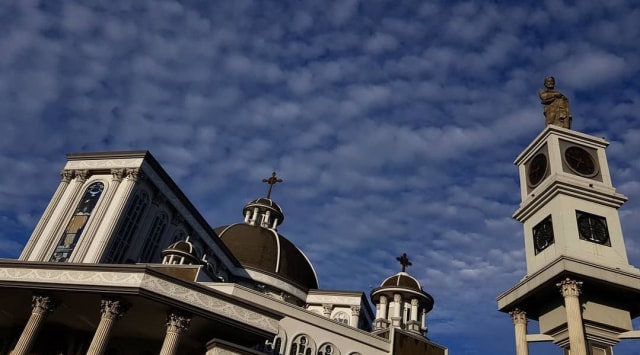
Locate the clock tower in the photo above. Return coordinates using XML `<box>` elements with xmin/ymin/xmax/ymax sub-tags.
<box><xmin>497</xmin><ymin>125</ymin><xmax>640</xmax><ymax>355</ymax></box>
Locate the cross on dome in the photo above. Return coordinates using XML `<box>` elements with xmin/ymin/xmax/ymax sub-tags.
<box><xmin>262</xmin><ymin>172</ymin><xmax>283</xmax><ymax>199</ymax></box>
<box><xmin>396</xmin><ymin>253</ymin><xmax>412</xmax><ymax>272</ymax></box>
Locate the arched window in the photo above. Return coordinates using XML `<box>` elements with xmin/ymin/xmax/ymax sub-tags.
<box><xmin>139</xmin><ymin>212</ymin><xmax>168</xmax><ymax>262</ymax></box>
<box><xmin>290</xmin><ymin>335</ymin><xmax>315</xmax><ymax>355</ymax></box>
<box><xmin>317</xmin><ymin>343</ymin><xmax>340</xmax><ymax>355</ymax></box>
<box><xmin>104</xmin><ymin>191</ymin><xmax>149</xmax><ymax>263</ymax></box>
<box><xmin>50</xmin><ymin>181</ymin><xmax>104</xmax><ymax>262</ymax></box>
<box><xmin>332</xmin><ymin>312</ymin><xmax>349</xmax><ymax>325</ymax></box>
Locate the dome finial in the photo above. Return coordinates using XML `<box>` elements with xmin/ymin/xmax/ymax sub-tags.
<box><xmin>262</xmin><ymin>171</ymin><xmax>283</xmax><ymax>199</ymax></box>
<box><xmin>396</xmin><ymin>253</ymin><xmax>412</xmax><ymax>272</ymax></box>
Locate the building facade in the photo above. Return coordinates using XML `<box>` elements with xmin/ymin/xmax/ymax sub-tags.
<box><xmin>0</xmin><ymin>151</ymin><xmax>447</xmax><ymax>355</ymax></box>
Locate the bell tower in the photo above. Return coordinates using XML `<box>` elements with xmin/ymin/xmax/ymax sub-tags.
<box><xmin>497</xmin><ymin>124</ymin><xmax>640</xmax><ymax>354</ymax></box>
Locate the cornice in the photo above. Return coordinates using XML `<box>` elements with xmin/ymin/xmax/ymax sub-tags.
<box><xmin>513</xmin><ymin>176</ymin><xmax>628</xmax><ymax>222</ymax></box>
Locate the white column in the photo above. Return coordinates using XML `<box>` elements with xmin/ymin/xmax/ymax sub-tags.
<box><xmin>11</xmin><ymin>295</ymin><xmax>55</xmax><ymax>355</ymax></box>
<box><xmin>36</xmin><ymin>170</ymin><xmax>89</xmax><ymax>260</ymax></box>
<box><xmin>159</xmin><ymin>312</ymin><xmax>191</xmax><ymax>355</ymax></box>
<box><xmin>421</xmin><ymin>308</ymin><xmax>428</xmax><ymax>335</ymax></box>
<box><xmin>87</xmin><ymin>299</ymin><xmax>127</xmax><ymax>355</ymax></box>
<box><xmin>510</xmin><ymin>308</ymin><xmax>529</xmax><ymax>355</ymax></box>
<box><xmin>557</xmin><ymin>278</ymin><xmax>587</xmax><ymax>355</ymax></box>
<box><xmin>350</xmin><ymin>305</ymin><xmax>360</xmax><ymax>328</ymax></box>
<box><xmin>391</xmin><ymin>294</ymin><xmax>402</xmax><ymax>327</ymax></box>
<box><xmin>20</xmin><ymin>170</ymin><xmax>73</xmax><ymax>260</ymax></box>
<box><xmin>410</xmin><ymin>298</ymin><xmax>419</xmax><ymax>322</ymax></box>
<box><xmin>379</xmin><ymin>295</ymin><xmax>388</xmax><ymax>320</ymax></box>
<box><xmin>407</xmin><ymin>298</ymin><xmax>421</xmax><ymax>332</ymax></box>
<box><xmin>72</xmin><ymin>169</ymin><xmax>125</xmax><ymax>262</ymax></box>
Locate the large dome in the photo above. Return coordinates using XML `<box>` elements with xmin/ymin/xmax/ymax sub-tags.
<box><xmin>215</xmin><ymin>223</ymin><xmax>318</xmax><ymax>290</ymax></box>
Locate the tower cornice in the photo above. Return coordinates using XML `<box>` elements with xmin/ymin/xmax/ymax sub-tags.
<box><xmin>513</xmin><ymin>177</ymin><xmax>628</xmax><ymax>222</ymax></box>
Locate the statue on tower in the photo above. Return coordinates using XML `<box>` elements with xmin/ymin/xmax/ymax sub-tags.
<box><xmin>539</xmin><ymin>76</ymin><xmax>572</xmax><ymax>129</ymax></box>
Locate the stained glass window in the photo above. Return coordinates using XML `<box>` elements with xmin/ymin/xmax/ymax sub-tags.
<box><xmin>50</xmin><ymin>181</ymin><xmax>104</xmax><ymax>262</ymax></box>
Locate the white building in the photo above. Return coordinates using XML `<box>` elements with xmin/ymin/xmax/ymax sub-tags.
<box><xmin>0</xmin><ymin>151</ymin><xmax>447</xmax><ymax>355</ymax></box>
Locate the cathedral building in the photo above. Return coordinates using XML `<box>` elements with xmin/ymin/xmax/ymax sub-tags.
<box><xmin>0</xmin><ymin>151</ymin><xmax>447</xmax><ymax>355</ymax></box>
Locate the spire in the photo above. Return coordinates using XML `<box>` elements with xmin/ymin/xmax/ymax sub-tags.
<box><xmin>262</xmin><ymin>172</ymin><xmax>283</xmax><ymax>199</ymax></box>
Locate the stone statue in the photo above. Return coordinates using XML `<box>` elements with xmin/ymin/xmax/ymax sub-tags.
<box><xmin>539</xmin><ymin>76</ymin><xmax>572</xmax><ymax>129</ymax></box>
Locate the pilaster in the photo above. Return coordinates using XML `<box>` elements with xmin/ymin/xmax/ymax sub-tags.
<box><xmin>35</xmin><ymin>170</ymin><xmax>88</xmax><ymax>261</ymax></box>
<box><xmin>20</xmin><ymin>170</ymin><xmax>73</xmax><ymax>260</ymax></box>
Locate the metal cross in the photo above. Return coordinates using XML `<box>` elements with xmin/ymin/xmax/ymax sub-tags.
<box><xmin>262</xmin><ymin>172</ymin><xmax>283</xmax><ymax>199</ymax></box>
<box><xmin>396</xmin><ymin>253</ymin><xmax>412</xmax><ymax>272</ymax></box>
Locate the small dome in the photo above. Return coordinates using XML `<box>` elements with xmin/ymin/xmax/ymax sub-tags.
<box><xmin>380</xmin><ymin>272</ymin><xmax>422</xmax><ymax>291</ymax></box>
<box><xmin>161</xmin><ymin>239</ymin><xmax>202</xmax><ymax>265</ymax></box>
<box><xmin>216</xmin><ymin>223</ymin><xmax>318</xmax><ymax>290</ymax></box>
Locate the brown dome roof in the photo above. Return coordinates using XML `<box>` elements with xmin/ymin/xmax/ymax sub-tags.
<box><xmin>371</xmin><ymin>272</ymin><xmax>434</xmax><ymax>311</ymax></box>
<box><xmin>381</xmin><ymin>272</ymin><xmax>422</xmax><ymax>290</ymax></box>
<box><xmin>215</xmin><ymin>223</ymin><xmax>318</xmax><ymax>290</ymax></box>
<box><xmin>161</xmin><ymin>239</ymin><xmax>202</xmax><ymax>264</ymax></box>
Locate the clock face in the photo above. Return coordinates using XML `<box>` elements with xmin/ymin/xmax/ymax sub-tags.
<box><xmin>533</xmin><ymin>216</ymin><xmax>554</xmax><ymax>254</ymax></box>
<box><xmin>577</xmin><ymin>213</ymin><xmax>609</xmax><ymax>245</ymax></box>
<box><xmin>528</xmin><ymin>153</ymin><xmax>548</xmax><ymax>187</ymax></box>
<box><xmin>564</xmin><ymin>146</ymin><xmax>597</xmax><ymax>177</ymax></box>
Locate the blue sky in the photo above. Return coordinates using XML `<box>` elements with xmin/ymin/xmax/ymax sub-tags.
<box><xmin>1</xmin><ymin>1</ymin><xmax>639</xmax><ymax>354</ymax></box>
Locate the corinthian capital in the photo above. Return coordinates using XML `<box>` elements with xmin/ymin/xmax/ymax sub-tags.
<box><xmin>557</xmin><ymin>278</ymin><xmax>583</xmax><ymax>298</ymax></box>
<box><xmin>99</xmin><ymin>299</ymin><xmax>128</xmax><ymax>320</ymax></box>
<box><xmin>60</xmin><ymin>169</ymin><xmax>74</xmax><ymax>183</ymax></box>
<box><xmin>75</xmin><ymin>169</ymin><xmax>90</xmax><ymax>183</ymax></box>
<box><xmin>125</xmin><ymin>168</ymin><xmax>144</xmax><ymax>181</ymax></box>
<box><xmin>111</xmin><ymin>168</ymin><xmax>125</xmax><ymax>182</ymax></box>
<box><xmin>32</xmin><ymin>295</ymin><xmax>56</xmax><ymax>314</ymax></box>
<box><xmin>509</xmin><ymin>308</ymin><xmax>527</xmax><ymax>325</ymax></box>
<box><xmin>166</xmin><ymin>311</ymin><xmax>191</xmax><ymax>334</ymax></box>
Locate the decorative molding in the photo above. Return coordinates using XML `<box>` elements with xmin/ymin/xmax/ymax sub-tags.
<box><xmin>557</xmin><ymin>278</ymin><xmax>582</xmax><ymax>298</ymax></box>
<box><xmin>60</xmin><ymin>169</ymin><xmax>74</xmax><ymax>183</ymax></box>
<box><xmin>393</xmin><ymin>294</ymin><xmax>402</xmax><ymax>303</ymax></box>
<box><xmin>0</xmin><ymin>268</ymin><xmax>145</xmax><ymax>287</ymax></box>
<box><xmin>305</xmin><ymin>294</ymin><xmax>363</xmax><ymax>305</ymax></box>
<box><xmin>166</xmin><ymin>311</ymin><xmax>191</xmax><ymax>334</ymax></box>
<box><xmin>509</xmin><ymin>308</ymin><xmax>527</xmax><ymax>325</ymax></box>
<box><xmin>32</xmin><ymin>295</ymin><xmax>56</xmax><ymax>314</ymax></box>
<box><xmin>0</xmin><ymin>267</ymin><xmax>279</xmax><ymax>334</ymax></box>
<box><xmin>100</xmin><ymin>299</ymin><xmax>128</xmax><ymax>320</ymax></box>
<box><xmin>410</xmin><ymin>298</ymin><xmax>419</xmax><ymax>306</ymax></box>
<box><xmin>65</xmin><ymin>158</ymin><xmax>145</xmax><ymax>170</ymax></box>
<box><xmin>111</xmin><ymin>168</ymin><xmax>125</xmax><ymax>182</ymax></box>
<box><xmin>244</xmin><ymin>269</ymin><xmax>307</xmax><ymax>301</ymax></box>
<box><xmin>140</xmin><ymin>274</ymin><xmax>279</xmax><ymax>333</ymax></box>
